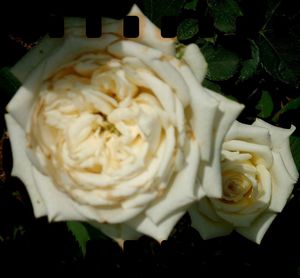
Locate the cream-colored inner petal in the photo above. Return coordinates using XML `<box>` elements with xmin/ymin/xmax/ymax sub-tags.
<box><xmin>27</xmin><ymin>50</ymin><xmax>190</xmax><ymax>215</ymax></box>
<box><xmin>208</xmin><ymin>139</ymin><xmax>274</xmax><ymax>227</ymax></box>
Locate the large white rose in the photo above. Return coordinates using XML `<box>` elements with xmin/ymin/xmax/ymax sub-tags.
<box><xmin>5</xmin><ymin>5</ymin><xmax>243</xmax><ymax>242</ymax></box>
<box><xmin>190</xmin><ymin>119</ymin><xmax>299</xmax><ymax>243</ymax></box>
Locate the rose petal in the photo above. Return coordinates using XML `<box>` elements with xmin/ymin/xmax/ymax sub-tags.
<box><xmin>193</xmin><ymin>194</ymin><xmax>221</xmax><ymax>222</ymax></box>
<box><xmin>108</xmin><ymin>40</ymin><xmax>163</xmax><ymax>63</ymax></box>
<box><xmin>198</xmin><ymin>90</ymin><xmax>244</xmax><ymax>198</ymax></box>
<box><xmin>7</xmin><ymin>34</ymin><xmax>119</xmax><ymax>130</ymax></box>
<box><xmin>91</xmin><ymin>222</ymin><xmax>141</xmax><ymax>244</ymax></box>
<box><xmin>253</xmin><ymin>119</ymin><xmax>298</xmax><ymax>182</ymax></box>
<box><xmin>225</xmin><ymin>121</ymin><xmax>271</xmax><ymax>146</ymax></box>
<box><xmin>269</xmin><ymin>152</ymin><xmax>295</xmax><ymax>212</ymax></box>
<box><xmin>182</xmin><ymin>43</ymin><xmax>207</xmax><ymax>83</ymax></box>
<box><xmin>223</xmin><ymin>140</ymin><xmax>273</xmax><ymax>169</ymax></box>
<box><xmin>64</xmin><ymin>17</ymin><xmax>123</xmax><ymax>37</ymax></box>
<box><xmin>214</xmin><ymin>207</ymin><xmax>264</xmax><ymax>227</ymax></box>
<box><xmin>147</xmin><ymin>59</ymin><xmax>190</xmax><ymax>106</ymax></box>
<box><xmin>63</xmin><ymin>17</ymin><xmax>86</xmax><ymax>37</ymax></box>
<box><xmin>189</xmin><ymin>204</ymin><xmax>233</xmax><ymax>239</ymax></box>
<box><xmin>134</xmin><ymin>69</ymin><xmax>175</xmax><ymax>114</ymax></box>
<box><xmin>239</xmin><ymin>164</ymin><xmax>272</xmax><ymax>214</ymax></box>
<box><xmin>6</xmin><ymin>64</ymin><xmax>44</xmax><ymax>129</ymax></box>
<box><xmin>146</xmin><ymin>138</ymin><xmax>200</xmax><ymax>224</ymax></box>
<box><xmin>168</xmin><ymin>59</ymin><xmax>218</xmax><ymax>162</ymax></box>
<box><xmin>128</xmin><ymin>5</ymin><xmax>176</xmax><ymax>55</ymax></box>
<box><xmin>122</xmin><ymin>192</ymin><xmax>157</xmax><ymax>209</ymax></box>
<box><xmin>4</xmin><ymin>114</ymin><xmax>47</xmax><ymax>217</ymax></box>
<box><xmin>128</xmin><ymin>209</ymin><xmax>186</xmax><ymax>241</ymax></box>
<box><xmin>236</xmin><ymin>212</ymin><xmax>276</xmax><ymax>244</ymax></box>
<box><xmin>31</xmin><ymin>167</ymin><xmax>144</xmax><ymax>223</ymax></box>
<box><xmin>10</xmin><ymin>36</ymin><xmax>63</xmax><ymax>83</ymax></box>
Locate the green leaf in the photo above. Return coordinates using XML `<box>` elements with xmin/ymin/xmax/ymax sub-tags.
<box><xmin>272</xmin><ymin>97</ymin><xmax>300</xmax><ymax>122</ymax></box>
<box><xmin>290</xmin><ymin>136</ymin><xmax>300</xmax><ymax>171</ymax></box>
<box><xmin>258</xmin><ymin>33</ymin><xmax>300</xmax><ymax>86</ymax></box>
<box><xmin>142</xmin><ymin>0</ymin><xmax>184</xmax><ymax>27</ymax></box>
<box><xmin>201</xmin><ymin>44</ymin><xmax>240</xmax><ymax>81</ymax></box>
<box><xmin>67</xmin><ymin>221</ymin><xmax>109</xmax><ymax>255</ymax></box>
<box><xmin>67</xmin><ymin>221</ymin><xmax>91</xmax><ymax>256</ymax></box>
<box><xmin>262</xmin><ymin>0</ymin><xmax>282</xmax><ymax>30</ymax></box>
<box><xmin>184</xmin><ymin>0</ymin><xmax>198</xmax><ymax>11</ymax></box>
<box><xmin>239</xmin><ymin>41</ymin><xmax>260</xmax><ymax>81</ymax></box>
<box><xmin>202</xmin><ymin>79</ymin><xmax>221</xmax><ymax>93</ymax></box>
<box><xmin>84</xmin><ymin>223</ymin><xmax>109</xmax><ymax>240</ymax></box>
<box><xmin>177</xmin><ymin>18</ymin><xmax>199</xmax><ymax>41</ymax></box>
<box><xmin>207</xmin><ymin>0</ymin><xmax>242</xmax><ymax>33</ymax></box>
<box><xmin>0</xmin><ymin>67</ymin><xmax>21</xmax><ymax>97</ymax></box>
<box><xmin>255</xmin><ymin>90</ymin><xmax>274</xmax><ymax>118</ymax></box>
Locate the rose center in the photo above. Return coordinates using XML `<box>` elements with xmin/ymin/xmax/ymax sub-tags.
<box><xmin>221</xmin><ymin>171</ymin><xmax>252</xmax><ymax>202</ymax></box>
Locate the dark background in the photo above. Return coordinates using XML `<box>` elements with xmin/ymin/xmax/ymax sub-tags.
<box><xmin>1</xmin><ymin>0</ymin><xmax>300</xmax><ymax>276</ymax></box>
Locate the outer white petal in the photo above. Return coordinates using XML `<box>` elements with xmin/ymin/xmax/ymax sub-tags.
<box><xmin>64</xmin><ymin>17</ymin><xmax>86</xmax><ymax>37</ymax></box>
<box><xmin>199</xmin><ymin>90</ymin><xmax>244</xmax><ymax>198</ymax></box>
<box><xmin>236</xmin><ymin>212</ymin><xmax>276</xmax><ymax>244</ymax></box>
<box><xmin>10</xmin><ymin>13</ymin><xmax>125</xmax><ymax>83</ymax></box>
<box><xmin>10</xmin><ymin>36</ymin><xmax>63</xmax><ymax>83</ymax></box>
<box><xmin>64</xmin><ymin>17</ymin><xmax>123</xmax><ymax>37</ymax></box>
<box><xmin>4</xmin><ymin>114</ymin><xmax>47</xmax><ymax>217</ymax></box>
<box><xmin>7</xmin><ymin>34</ymin><xmax>119</xmax><ymax>130</ymax></box>
<box><xmin>107</xmin><ymin>40</ymin><xmax>162</xmax><ymax>62</ymax></box>
<box><xmin>6</xmin><ymin>62</ymin><xmax>45</xmax><ymax>129</ymax></box>
<box><xmin>91</xmin><ymin>222</ymin><xmax>141</xmax><ymax>246</ymax></box>
<box><xmin>31</xmin><ymin>168</ymin><xmax>144</xmax><ymax>224</ymax></box>
<box><xmin>182</xmin><ymin>44</ymin><xmax>207</xmax><ymax>83</ymax></box>
<box><xmin>253</xmin><ymin>119</ymin><xmax>299</xmax><ymax>182</ymax></box>
<box><xmin>193</xmin><ymin>193</ymin><xmax>221</xmax><ymax>222</ymax></box>
<box><xmin>146</xmin><ymin>138</ymin><xmax>200</xmax><ymax>224</ymax></box>
<box><xmin>225</xmin><ymin>121</ymin><xmax>271</xmax><ymax>146</ymax></box>
<box><xmin>147</xmin><ymin>59</ymin><xmax>190</xmax><ymax>106</ymax></box>
<box><xmin>214</xmin><ymin>209</ymin><xmax>264</xmax><ymax>227</ymax></box>
<box><xmin>165</xmin><ymin>62</ymin><xmax>244</xmax><ymax>198</ymax></box>
<box><xmin>169</xmin><ymin>59</ymin><xmax>218</xmax><ymax>161</ymax></box>
<box><xmin>127</xmin><ymin>209</ymin><xmax>186</xmax><ymax>241</ymax></box>
<box><xmin>189</xmin><ymin>204</ymin><xmax>233</xmax><ymax>239</ymax></box>
<box><xmin>39</xmin><ymin>34</ymin><xmax>119</xmax><ymax>78</ymax></box>
<box><xmin>128</xmin><ymin>5</ymin><xmax>176</xmax><ymax>55</ymax></box>
<box><xmin>102</xmin><ymin>18</ymin><xmax>123</xmax><ymax>34</ymax></box>
<box><xmin>269</xmin><ymin>152</ymin><xmax>295</xmax><ymax>212</ymax></box>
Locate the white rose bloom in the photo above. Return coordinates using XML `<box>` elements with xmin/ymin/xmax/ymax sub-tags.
<box><xmin>5</xmin><ymin>5</ymin><xmax>243</xmax><ymax>242</ymax></box>
<box><xmin>190</xmin><ymin>119</ymin><xmax>299</xmax><ymax>243</ymax></box>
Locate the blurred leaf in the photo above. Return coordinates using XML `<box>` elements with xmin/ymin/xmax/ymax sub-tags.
<box><xmin>184</xmin><ymin>0</ymin><xmax>198</xmax><ymax>11</ymax></box>
<box><xmin>290</xmin><ymin>136</ymin><xmax>300</xmax><ymax>171</ymax></box>
<box><xmin>0</xmin><ymin>67</ymin><xmax>21</xmax><ymax>98</ymax></box>
<box><xmin>142</xmin><ymin>0</ymin><xmax>184</xmax><ymax>27</ymax></box>
<box><xmin>84</xmin><ymin>223</ymin><xmax>109</xmax><ymax>240</ymax></box>
<box><xmin>239</xmin><ymin>41</ymin><xmax>259</xmax><ymax>81</ymax></box>
<box><xmin>203</xmin><ymin>79</ymin><xmax>221</xmax><ymax>93</ymax></box>
<box><xmin>207</xmin><ymin>0</ymin><xmax>242</xmax><ymax>33</ymax></box>
<box><xmin>67</xmin><ymin>221</ymin><xmax>109</xmax><ymax>256</ymax></box>
<box><xmin>255</xmin><ymin>90</ymin><xmax>274</xmax><ymax>118</ymax></box>
<box><xmin>272</xmin><ymin>97</ymin><xmax>300</xmax><ymax>122</ymax></box>
<box><xmin>67</xmin><ymin>221</ymin><xmax>90</xmax><ymax>256</ymax></box>
<box><xmin>263</xmin><ymin>0</ymin><xmax>282</xmax><ymax>30</ymax></box>
<box><xmin>258</xmin><ymin>32</ymin><xmax>300</xmax><ymax>86</ymax></box>
<box><xmin>177</xmin><ymin>19</ymin><xmax>199</xmax><ymax>41</ymax></box>
<box><xmin>202</xmin><ymin>44</ymin><xmax>240</xmax><ymax>81</ymax></box>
